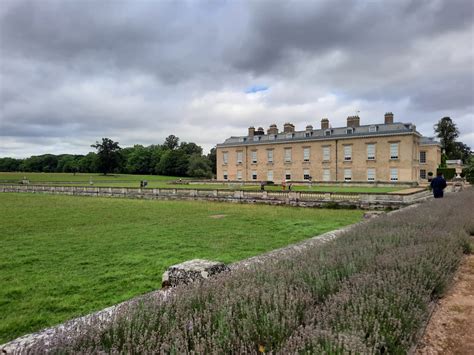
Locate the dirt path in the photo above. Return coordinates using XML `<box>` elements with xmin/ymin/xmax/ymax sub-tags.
<box><xmin>416</xmin><ymin>253</ymin><xmax>474</xmax><ymax>354</ymax></box>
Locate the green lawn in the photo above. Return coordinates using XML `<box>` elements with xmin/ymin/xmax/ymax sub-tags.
<box><xmin>0</xmin><ymin>193</ymin><xmax>363</xmax><ymax>343</ymax></box>
<box><xmin>0</xmin><ymin>172</ymin><xmax>404</xmax><ymax>193</ymax></box>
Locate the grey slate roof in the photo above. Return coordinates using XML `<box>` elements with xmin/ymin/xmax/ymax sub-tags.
<box><xmin>217</xmin><ymin>122</ymin><xmax>424</xmax><ymax>147</ymax></box>
<box><xmin>419</xmin><ymin>136</ymin><xmax>441</xmax><ymax>146</ymax></box>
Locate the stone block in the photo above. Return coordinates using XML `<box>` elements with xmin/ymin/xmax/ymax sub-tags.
<box><xmin>162</xmin><ymin>259</ymin><xmax>229</xmax><ymax>287</ymax></box>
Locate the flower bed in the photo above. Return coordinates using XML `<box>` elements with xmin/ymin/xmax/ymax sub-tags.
<box><xmin>35</xmin><ymin>190</ymin><xmax>473</xmax><ymax>353</ymax></box>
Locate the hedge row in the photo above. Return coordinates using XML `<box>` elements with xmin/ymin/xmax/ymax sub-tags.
<box><xmin>37</xmin><ymin>190</ymin><xmax>474</xmax><ymax>353</ymax></box>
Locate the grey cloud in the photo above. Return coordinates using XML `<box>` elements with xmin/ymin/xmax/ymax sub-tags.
<box><xmin>0</xmin><ymin>0</ymin><xmax>473</xmax><ymax>158</ymax></box>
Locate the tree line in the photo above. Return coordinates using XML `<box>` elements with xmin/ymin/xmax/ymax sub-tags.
<box><xmin>0</xmin><ymin>135</ymin><xmax>217</xmax><ymax>178</ymax></box>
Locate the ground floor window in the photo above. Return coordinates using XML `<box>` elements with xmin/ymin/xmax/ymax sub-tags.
<box><xmin>323</xmin><ymin>169</ymin><xmax>330</xmax><ymax>181</ymax></box>
<box><xmin>252</xmin><ymin>171</ymin><xmax>257</xmax><ymax>180</ymax></box>
<box><xmin>237</xmin><ymin>171</ymin><xmax>242</xmax><ymax>180</ymax></box>
<box><xmin>367</xmin><ymin>168</ymin><xmax>375</xmax><ymax>181</ymax></box>
<box><xmin>303</xmin><ymin>169</ymin><xmax>310</xmax><ymax>180</ymax></box>
<box><xmin>285</xmin><ymin>170</ymin><xmax>291</xmax><ymax>180</ymax></box>
<box><xmin>344</xmin><ymin>168</ymin><xmax>352</xmax><ymax>181</ymax></box>
<box><xmin>390</xmin><ymin>168</ymin><xmax>398</xmax><ymax>181</ymax></box>
<box><xmin>420</xmin><ymin>169</ymin><xmax>426</xmax><ymax>179</ymax></box>
<box><xmin>267</xmin><ymin>170</ymin><xmax>273</xmax><ymax>181</ymax></box>
<box><xmin>223</xmin><ymin>171</ymin><xmax>228</xmax><ymax>180</ymax></box>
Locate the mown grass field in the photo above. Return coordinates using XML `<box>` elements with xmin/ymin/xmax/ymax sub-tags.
<box><xmin>0</xmin><ymin>193</ymin><xmax>363</xmax><ymax>343</ymax></box>
<box><xmin>0</xmin><ymin>172</ymin><xmax>404</xmax><ymax>193</ymax></box>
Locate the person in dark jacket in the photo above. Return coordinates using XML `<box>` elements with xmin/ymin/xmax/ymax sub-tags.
<box><xmin>430</xmin><ymin>172</ymin><xmax>447</xmax><ymax>198</ymax></box>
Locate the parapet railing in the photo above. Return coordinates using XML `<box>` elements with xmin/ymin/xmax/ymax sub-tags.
<box><xmin>0</xmin><ymin>184</ymin><xmax>431</xmax><ymax>208</ymax></box>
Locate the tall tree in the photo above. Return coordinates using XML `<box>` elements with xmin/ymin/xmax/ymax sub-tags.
<box><xmin>164</xmin><ymin>135</ymin><xmax>179</xmax><ymax>150</ymax></box>
<box><xmin>91</xmin><ymin>138</ymin><xmax>122</xmax><ymax>175</ymax></box>
<box><xmin>451</xmin><ymin>142</ymin><xmax>472</xmax><ymax>163</ymax></box>
<box><xmin>434</xmin><ymin>117</ymin><xmax>459</xmax><ymax>157</ymax></box>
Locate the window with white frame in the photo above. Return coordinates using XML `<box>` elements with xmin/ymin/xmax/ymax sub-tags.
<box><xmin>252</xmin><ymin>171</ymin><xmax>257</xmax><ymax>180</ymax></box>
<box><xmin>237</xmin><ymin>151</ymin><xmax>243</xmax><ymax>164</ymax></box>
<box><xmin>223</xmin><ymin>171</ymin><xmax>228</xmax><ymax>180</ymax></box>
<box><xmin>325</xmin><ymin>130</ymin><xmax>331</xmax><ymax>136</ymax></box>
<box><xmin>367</xmin><ymin>144</ymin><xmax>376</xmax><ymax>160</ymax></box>
<box><xmin>223</xmin><ymin>152</ymin><xmax>228</xmax><ymax>164</ymax></box>
<box><xmin>303</xmin><ymin>169</ymin><xmax>310</xmax><ymax>180</ymax></box>
<box><xmin>323</xmin><ymin>169</ymin><xmax>330</xmax><ymax>181</ymax></box>
<box><xmin>305</xmin><ymin>132</ymin><xmax>311</xmax><ymax>137</ymax></box>
<box><xmin>367</xmin><ymin>168</ymin><xmax>376</xmax><ymax>181</ymax></box>
<box><xmin>286</xmin><ymin>133</ymin><xmax>293</xmax><ymax>139</ymax></box>
<box><xmin>323</xmin><ymin>146</ymin><xmax>330</xmax><ymax>161</ymax></box>
<box><xmin>420</xmin><ymin>169</ymin><xmax>426</xmax><ymax>179</ymax></box>
<box><xmin>303</xmin><ymin>147</ymin><xmax>310</xmax><ymax>161</ymax></box>
<box><xmin>369</xmin><ymin>125</ymin><xmax>377</xmax><ymax>133</ymax></box>
<box><xmin>344</xmin><ymin>168</ymin><xmax>352</xmax><ymax>181</ymax></box>
<box><xmin>251</xmin><ymin>150</ymin><xmax>257</xmax><ymax>163</ymax></box>
<box><xmin>267</xmin><ymin>170</ymin><xmax>273</xmax><ymax>181</ymax></box>
<box><xmin>267</xmin><ymin>149</ymin><xmax>273</xmax><ymax>163</ymax></box>
<box><xmin>420</xmin><ymin>151</ymin><xmax>426</xmax><ymax>164</ymax></box>
<box><xmin>390</xmin><ymin>143</ymin><xmax>399</xmax><ymax>159</ymax></box>
<box><xmin>253</xmin><ymin>136</ymin><xmax>260</xmax><ymax>142</ymax></box>
<box><xmin>346</xmin><ymin>128</ymin><xmax>353</xmax><ymax>134</ymax></box>
<box><xmin>268</xmin><ymin>135</ymin><xmax>275</xmax><ymax>141</ymax></box>
<box><xmin>285</xmin><ymin>170</ymin><xmax>291</xmax><ymax>180</ymax></box>
<box><xmin>344</xmin><ymin>145</ymin><xmax>352</xmax><ymax>161</ymax></box>
<box><xmin>284</xmin><ymin>148</ymin><xmax>292</xmax><ymax>162</ymax></box>
<box><xmin>237</xmin><ymin>171</ymin><xmax>242</xmax><ymax>180</ymax></box>
<box><xmin>390</xmin><ymin>168</ymin><xmax>398</xmax><ymax>181</ymax></box>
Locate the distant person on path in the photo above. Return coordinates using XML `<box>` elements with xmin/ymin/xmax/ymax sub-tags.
<box><xmin>288</xmin><ymin>183</ymin><xmax>292</xmax><ymax>191</ymax></box>
<box><xmin>430</xmin><ymin>172</ymin><xmax>447</xmax><ymax>198</ymax></box>
<box><xmin>260</xmin><ymin>181</ymin><xmax>265</xmax><ymax>191</ymax></box>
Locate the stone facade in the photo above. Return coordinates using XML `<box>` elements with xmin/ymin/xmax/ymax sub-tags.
<box><xmin>216</xmin><ymin>114</ymin><xmax>441</xmax><ymax>184</ymax></box>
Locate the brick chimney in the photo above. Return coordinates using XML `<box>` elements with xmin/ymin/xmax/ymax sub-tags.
<box><xmin>248</xmin><ymin>126</ymin><xmax>255</xmax><ymax>137</ymax></box>
<box><xmin>283</xmin><ymin>123</ymin><xmax>295</xmax><ymax>133</ymax></box>
<box><xmin>321</xmin><ymin>118</ymin><xmax>329</xmax><ymax>130</ymax></box>
<box><xmin>384</xmin><ymin>112</ymin><xmax>394</xmax><ymax>124</ymax></box>
<box><xmin>347</xmin><ymin>115</ymin><xmax>360</xmax><ymax>128</ymax></box>
<box><xmin>267</xmin><ymin>124</ymin><xmax>278</xmax><ymax>135</ymax></box>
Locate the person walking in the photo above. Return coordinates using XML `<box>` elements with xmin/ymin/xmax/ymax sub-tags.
<box><xmin>430</xmin><ymin>172</ymin><xmax>447</xmax><ymax>198</ymax></box>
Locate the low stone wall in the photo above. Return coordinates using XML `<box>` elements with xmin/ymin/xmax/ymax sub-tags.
<box><xmin>0</xmin><ymin>184</ymin><xmax>431</xmax><ymax>209</ymax></box>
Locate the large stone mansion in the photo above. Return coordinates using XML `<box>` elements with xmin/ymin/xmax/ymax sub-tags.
<box><xmin>216</xmin><ymin>113</ymin><xmax>441</xmax><ymax>184</ymax></box>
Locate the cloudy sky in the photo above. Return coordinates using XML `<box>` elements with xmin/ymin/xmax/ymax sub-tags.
<box><xmin>1</xmin><ymin>0</ymin><xmax>473</xmax><ymax>157</ymax></box>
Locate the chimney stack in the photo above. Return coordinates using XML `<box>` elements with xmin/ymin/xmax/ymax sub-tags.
<box><xmin>248</xmin><ymin>126</ymin><xmax>255</xmax><ymax>137</ymax></box>
<box><xmin>306</xmin><ymin>125</ymin><xmax>313</xmax><ymax>131</ymax></box>
<box><xmin>347</xmin><ymin>115</ymin><xmax>360</xmax><ymax>128</ymax></box>
<box><xmin>256</xmin><ymin>127</ymin><xmax>265</xmax><ymax>135</ymax></box>
<box><xmin>321</xmin><ymin>118</ymin><xmax>329</xmax><ymax>130</ymax></box>
<box><xmin>267</xmin><ymin>124</ymin><xmax>278</xmax><ymax>135</ymax></box>
<box><xmin>283</xmin><ymin>123</ymin><xmax>295</xmax><ymax>133</ymax></box>
<box><xmin>384</xmin><ymin>112</ymin><xmax>394</xmax><ymax>124</ymax></box>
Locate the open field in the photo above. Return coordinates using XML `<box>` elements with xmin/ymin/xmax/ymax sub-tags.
<box><xmin>0</xmin><ymin>193</ymin><xmax>363</xmax><ymax>343</ymax></box>
<box><xmin>0</xmin><ymin>172</ymin><xmax>405</xmax><ymax>193</ymax></box>
<box><xmin>31</xmin><ymin>189</ymin><xmax>473</xmax><ymax>353</ymax></box>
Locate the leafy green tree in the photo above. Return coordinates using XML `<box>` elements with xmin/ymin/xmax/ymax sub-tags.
<box><xmin>78</xmin><ymin>152</ymin><xmax>99</xmax><ymax>173</ymax></box>
<box><xmin>187</xmin><ymin>154</ymin><xmax>212</xmax><ymax>178</ymax></box>
<box><xmin>125</xmin><ymin>145</ymin><xmax>153</xmax><ymax>174</ymax></box>
<box><xmin>164</xmin><ymin>135</ymin><xmax>179</xmax><ymax>150</ymax></box>
<box><xmin>434</xmin><ymin>117</ymin><xmax>459</xmax><ymax>157</ymax></box>
<box><xmin>451</xmin><ymin>142</ymin><xmax>472</xmax><ymax>163</ymax></box>
<box><xmin>156</xmin><ymin>149</ymin><xmax>189</xmax><ymax>176</ymax></box>
<box><xmin>179</xmin><ymin>142</ymin><xmax>202</xmax><ymax>156</ymax></box>
<box><xmin>91</xmin><ymin>138</ymin><xmax>122</xmax><ymax>175</ymax></box>
<box><xmin>207</xmin><ymin>147</ymin><xmax>216</xmax><ymax>175</ymax></box>
<box><xmin>0</xmin><ymin>157</ymin><xmax>21</xmax><ymax>172</ymax></box>
<box><xmin>462</xmin><ymin>155</ymin><xmax>474</xmax><ymax>184</ymax></box>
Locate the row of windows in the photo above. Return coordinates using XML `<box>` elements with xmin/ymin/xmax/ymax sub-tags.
<box><xmin>222</xmin><ymin>168</ymin><xmax>400</xmax><ymax>182</ymax></box>
<box><xmin>222</xmin><ymin>143</ymin><xmax>400</xmax><ymax>164</ymax></box>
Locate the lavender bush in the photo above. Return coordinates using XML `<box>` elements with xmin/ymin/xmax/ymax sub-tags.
<box><xmin>36</xmin><ymin>190</ymin><xmax>473</xmax><ymax>354</ymax></box>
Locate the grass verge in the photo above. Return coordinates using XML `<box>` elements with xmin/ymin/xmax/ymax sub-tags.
<box><xmin>0</xmin><ymin>193</ymin><xmax>362</xmax><ymax>343</ymax></box>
